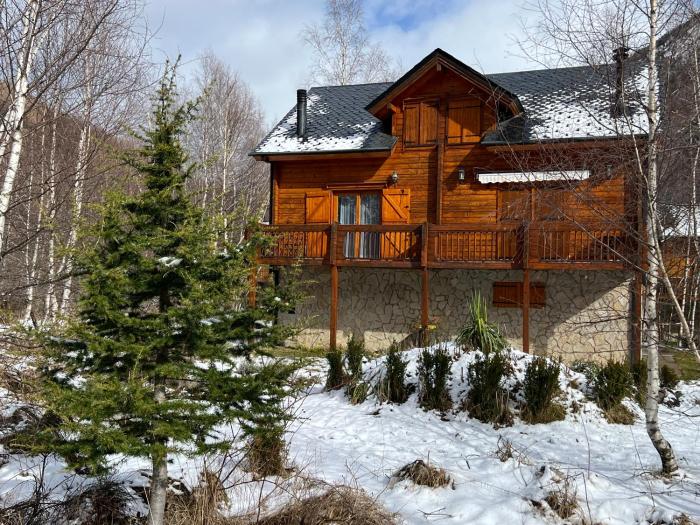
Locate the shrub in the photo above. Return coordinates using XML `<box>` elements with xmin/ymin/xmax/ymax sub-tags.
<box><xmin>348</xmin><ymin>381</ymin><xmax>370</xmax><ymax>405</ymax></box>
<box><xmin>380</xmin><ymin>343</ymin><xmax>409</xmax><ymax>404</ymax></box>
<box><xmin>603</xmin><ymin>403</ymin><xmax>635</xmax><ymax>425</ymax></box>
<box><xmin>523</xmin><ymin>356</ymin><xmax>564</xmax><ymax>423</ymax></box>
<box><xmin>569</xmin><ymin>360</ymin><xmax>600</xmax><ymax>383</ymax></box>
<box><xmin>466</xmin><ymin>350</ymin><xmax>513</xmax><ymax>425</ymax></box>
<box><xmin>325</xmin><ymin>350</ymin><xmax>346</xmax><ymax>390</ymax></box>
<box><xmin>345</xmin><ymin>334</ymin><xmax>365</xmax><ymax>383</ymax></box>
<box><xmin>457</xmin><ymin>292</ymin><xmax>507</xmax><ymax>354</ymax></box>
<box><xmin>417</xmin><ymin>346</ymin><xmax>453</xmax><ymax>411</ymax></box>
<box><xmin>660</xmin><ymin>364</ymin><xmax>680</xmax><ymax>390</ymax></box>
<box><xmin>593</xmin><ymin>360</ymin><xmax>632</xmax><ymax>411</ymax></box>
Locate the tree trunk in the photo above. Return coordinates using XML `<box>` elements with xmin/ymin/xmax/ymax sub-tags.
<box><xmin>643</xmin><ymin>0</ymin><xmax>679</xmax><ymax>476</ymax></box>
<box><xmin>0</xmin><ymin>0</ymin><xmax>42</xmax><ymax>257</ymax></box>
<box><xmin>149</xmin><ymin>381</ymin><xmax>168</xmax><ymax>525</ymax></box>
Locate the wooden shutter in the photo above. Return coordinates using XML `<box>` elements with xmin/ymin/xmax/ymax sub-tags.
<box><xmin>447</xmin><ymin>99</ymin><xmax>481</xmax><ymax>144</ymax></box>
<box><xmin>403</xmin><ymin>102</ymin><xmax>419</xmax><ymax>146</ymax></box>
<box><xmin>420</xmin><ymin>100</ymin><xmax>438</xmax><ymax>144</ymax></box>
<box><xmin>493</xmin><ymin>282</ymin><xmax>545</xmax><ymax>308</ymax></box>
<box><xmin>305</xmin><ymin>191</ymin><xmax>331</xmax><ymax>223</ymax></box>
<box><xmin>381</xmin><ymin>189</ymin><xmax>410</xmax><ymax>224</ymax></box>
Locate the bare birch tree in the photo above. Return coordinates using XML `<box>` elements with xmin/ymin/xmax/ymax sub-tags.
<box><xmin>186</xmin><ymin>53</ymin><xmax>269</xmax><ymax>242</ymax></box>
<box><xmin>301</xmin><ymin>0</ymin><xmax>400</xmax><ymax>85</ymax></box>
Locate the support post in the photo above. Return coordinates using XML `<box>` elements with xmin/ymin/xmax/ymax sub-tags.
<box><xmin>420</xmin><ymin>223</ymin><xmax>430</xmax><ymax>346</ymax></box>
<box><xmin>522</xmin><ymin>224</ymin><xmax>530</xmax><ymax>354</ymax></box>
<box><xmin>329</xmin><ymin>222</ymin><xmax>338</xmax><ymax>351</ymax></box>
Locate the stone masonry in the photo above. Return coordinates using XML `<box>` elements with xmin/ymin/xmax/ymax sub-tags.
<box><xmin>279</xmin><ymin>267</ymin><xmax>633</xmax><ymax>362</ymax></box>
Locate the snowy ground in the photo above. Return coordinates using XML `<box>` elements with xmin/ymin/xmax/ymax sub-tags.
<box><xmin>1</xmin><ymin>345</ymin><xmax>699</xmax><ymax>524</ymax></box>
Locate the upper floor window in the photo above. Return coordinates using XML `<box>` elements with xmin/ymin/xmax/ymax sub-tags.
<box><xmin>403</xmin><ymin>99</ymin><xmax>438</xmax><ymax>146</ymax></box>
<box><xmin>447</xmin><ymin>98</ymin><xmax>481</xmax><ymax>144</ymax></box>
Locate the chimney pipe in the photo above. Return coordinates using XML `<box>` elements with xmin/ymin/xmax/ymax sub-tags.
<box><xmin>296</xmin><ymin>89</ymin><xmax>307</xmax><ymax>138</ymax></box>
<box><xmin>612</xmin><ymin>46</ymin><xmax>630</xmax><ymax>117</ymax></box>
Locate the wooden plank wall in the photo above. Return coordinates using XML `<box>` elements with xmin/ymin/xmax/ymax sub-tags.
<box><xmin>273</xmin><ymin>67</ymin><xmax>628</xmax><ymax>227</ymax></box>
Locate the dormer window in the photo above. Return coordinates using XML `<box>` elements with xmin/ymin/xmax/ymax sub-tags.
<box><xmin>403</xmin><ymin>98</ymin><xmax>438</xmax><ymax>147</ymax></box>
<box><xmin>447</xmin><ymin>98</ymin><xmax>481</xmax><ymax>144</ymax></box>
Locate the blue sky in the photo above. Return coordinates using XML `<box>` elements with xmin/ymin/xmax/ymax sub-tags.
<box><xmin>145</xmin><ymin>0</ymin><xmax>536</xmax><ymax>123</ymax></box>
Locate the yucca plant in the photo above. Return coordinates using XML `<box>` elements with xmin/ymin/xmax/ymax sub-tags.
<box><xmin>457</xmin><ymin>292</ymin><xmax>507</xmax><ymax>354</ymax></box>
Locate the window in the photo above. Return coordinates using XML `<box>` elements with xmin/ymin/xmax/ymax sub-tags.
<box><xmin>403</xmin><ymin>99</ymin><xmax>438</xmax><ymax>146</ymax></box>
<box><xmin>338</xmin><ymin>192</ymin><xmax>381</xmax><ymax>259</ymax></box>
<box><xmin>493</xmin><ymin>282</ymin><xmax>545</xmax><ymax>308</ymax></box>
<box><xmin>447</xmin><ymin>98</ymin><xmax>481</xmax><ymax>144</ymax></box>
<box><xmin>498</xmin><ymin>189</ymin><xmax>529</xmax><ymax>221</ymax></box>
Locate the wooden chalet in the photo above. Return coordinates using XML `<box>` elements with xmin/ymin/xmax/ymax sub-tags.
<box><xmin>252</xmin><ymin>49</ymin><xmax>645</xmax><ymax>360</ymax></box>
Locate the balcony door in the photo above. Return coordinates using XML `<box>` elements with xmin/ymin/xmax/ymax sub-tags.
<box><xmin>338</xmin><ymin>192</ymin><xmax>380</xmax><ymax>259</ymax></box>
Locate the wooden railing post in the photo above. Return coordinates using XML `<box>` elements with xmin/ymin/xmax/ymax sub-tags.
<box><xmin>329</xmin><ymin>222</ymin><xmax>338</xmax><ymax>351</ymax></box>
<box><xmin>522</xmin><ymin>223</ymin><xmax>530</xmax><ymax>354</ymax></box>
<box><xmin>420</xmin><ymin>222</ymin><xmax>429</xmax><ymax>346</ymax></box>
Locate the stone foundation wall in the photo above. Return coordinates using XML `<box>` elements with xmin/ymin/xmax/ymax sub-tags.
<box><xmin>280</xmin><ymin>267</ymin><xmax>633</xmax><ymax>362</ymax></box>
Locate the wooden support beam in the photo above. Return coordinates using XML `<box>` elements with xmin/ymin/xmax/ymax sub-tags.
<box><xmin>420</xmin><ymin>222</ymin><xmax>430</xmax><ymax>346</ymax></box>
<box><xmin>330</xmin><ymin>265</ymin><xmax>338</xmax><ymax>351</ymax></box>
<box><xmin>329</xmin><ymin>222</ymin><xmax>339</xmax><ymax>351</ymax></box>
<box><xmin>522</xmin><ymin>223</ymin><xmax>531</xmax><ymax>354</ymax></box>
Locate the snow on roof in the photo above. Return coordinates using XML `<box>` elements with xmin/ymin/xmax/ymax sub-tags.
<box><xmin>253</xmin><ymin>83</ymin><xmax>396</xmax><ymax>155</ymax></box>
<box><xmin>253</xmin><ymin>61</ymin><xmax>650</xmax><ymax>156</ymax></box>
<box><xmin>477</xmin><ymin>170</ymin><xmax>590</xmax><ymax>184</ymax></box>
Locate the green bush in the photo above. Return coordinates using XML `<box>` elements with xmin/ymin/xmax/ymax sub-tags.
<box><xmin>348</xmin><ymin>381</ymin><xmax>370</xmax><ymax>405</ymax></box>
<box><xmin>523</xmin><ymin>356</ymin><xmax>563</xmax><ymax>423</ymax></box>
<box><xmin>457</xmin><ymin>292</ymin><xmax>507</xmax><ymax>354</ymax></box>
<box><xmin>380</xmin><ymin>343</ymin><xmax>409</xmax><ymax>404</ymax></box>
<box><xmin>593</xmin><ymin>360</ymin><xmax>632</xmax><ymax>410</ymax></box>
<box><xmin>466</xmin><ymin>350</ymin><xmax>513</xmax><ymax>425</ymax></box>
<box><xmin>631</xmin><ymin>359</ymin><xmax>647</xmax><ymax>405</ymax></box>
<box><xmin>417</xmin><ymin>346</ymin><xmax>453</xmax><ymax>411</ymax></box>
<box><xmin>660</xmin><ymin>364</ymin><xmax>680</xmax><ymax>390</ymax></box>
<box><xmin>570</xmin><ymin>360</ymin><xmax>600</xmax><ymax>383</ymax></box>
<box><xmin>345</xmin><ymin>334</ymin><xmax>365</xmax><ymax>383</ymax></box>
<box><xmin>325</xmin><ymin>350</ymin><xmax>346</xmax><ymax>390</ymax></box>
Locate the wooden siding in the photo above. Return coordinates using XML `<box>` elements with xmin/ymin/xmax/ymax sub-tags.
<box><xmin>272</xmin><ymin>66</ymin><xmax>632</xmax><ymax>242</ymax></box>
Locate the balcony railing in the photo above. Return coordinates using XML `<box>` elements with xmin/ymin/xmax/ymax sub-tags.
<box><xmin>256</xmin><ymin>222</ymin><xmax>630</xmax><ymax>270</ymax></box>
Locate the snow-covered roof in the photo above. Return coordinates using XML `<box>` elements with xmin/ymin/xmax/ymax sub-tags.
<box><xmin>477</xmin><ymin>170</ymin><xmax>590</xmax><ymax>184</ymax></box>
<box><xmin>253</xmin><ymin>56</ymin><xmax>649</xmax><ymax>156</ymax></box>
<box><xmin>254</xmin><ymin>83</ymin><xmax>395</xmax><ymax>156</ymax></box>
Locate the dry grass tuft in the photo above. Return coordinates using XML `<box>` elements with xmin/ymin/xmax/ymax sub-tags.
<box><xmin>62</xmin><ymin>479</ymin><xmax>136</xmax><ymax>525</ymax></box>
<box><xmin>165</xmin><ymin>470</ymin><xmax>232</xmax><ymax>525</ymax></box>
<box><xmin>246</xmin><ymin>433</ymin><xmax>288</xmax><ymax>478</ymax></box>
<box><xmin>255</xmin><ymin>485</ymin><xmax>397</xmax><ymax>525</ymax></box>
<box><xmin>522</xmin><ymin>402</ymin><xmax>566</xmax><ymax>424</ymax></box>
<box><xmin>544</xmin><ymin>478</ymin><xmax>579</xmax><ymax>520</ymax></box>
<box><xmin>389</xmin><ymin>459</ymin><xmax>451</xmax><ymax>488</ymax></box>
<box><xmin>603</xmin><ymin>404</ymin><xmax>635</xmax><ymax>425</ymax></box>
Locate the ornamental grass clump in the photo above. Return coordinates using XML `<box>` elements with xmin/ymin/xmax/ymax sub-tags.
<box><xmin>417</xmin><ymin>346</ymin><xmax>453</xmax><ymax>411</ymax></box>
<box><xmin>379</xmin><ymin>343</ymin><xmax>409</xmax><ymax>404</ymax></box>
<box><xmin>345</xmin><ymin>335</ymin><xmax>370</xmax><ymax>404</ymax></box>
<box><xmin>523</xmin><ymin>356</ymin><xmax>565</xmax><ymax>423</ymax></box>
<box><xmin>457</xmin><ymin>292</ymin><xmax>507</xmax><ymax>354</ymax></box>
<box><xmin>466</xmin><ymin>350</ymin><xmax>513</xmax><ymax>425</ymax></box>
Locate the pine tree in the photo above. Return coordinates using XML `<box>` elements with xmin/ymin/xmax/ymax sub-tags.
<box><xmin>37</xmin><ymin>63</ymin><xmax>296</xmax><ymax>525</ymax></box>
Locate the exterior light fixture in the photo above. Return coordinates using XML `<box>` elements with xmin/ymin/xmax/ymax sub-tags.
<box><xmin>390</xmin><ymin>171</ymin><xmax>399</xmax><ymax>185</ymax></box>
<box><xmin>457</xmin><ymin>167</ymin><xmax>466</xmax><ymax>182</ymax></box>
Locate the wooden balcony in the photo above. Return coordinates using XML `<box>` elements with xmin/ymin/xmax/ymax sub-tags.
<box><xmin>257</xmin><ymin>222</ymin><xmax>631</xmax><ymax>271</ymax></box>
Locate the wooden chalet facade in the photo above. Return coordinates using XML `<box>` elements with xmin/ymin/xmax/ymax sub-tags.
<box><xmin>253</xmin><ymin>49</ymin><xmax>644</xmax><ymax>361</ymax></box>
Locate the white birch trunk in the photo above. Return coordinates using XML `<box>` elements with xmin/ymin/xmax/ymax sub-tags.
<box><xmin>643</xmin><ymin>0</ymin><xmax>679</xmax><ymax>475</ymax></box>
<box><xmin>0</xmin><ymin>0</ymin><xmax>42</xmax><ymax>257</ymax></box>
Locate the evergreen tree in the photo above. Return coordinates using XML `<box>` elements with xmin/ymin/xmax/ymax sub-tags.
<box><xmin>37</xmin><ymin>63</ymin><xmax>295</xmax><ymax>525</ymax></box>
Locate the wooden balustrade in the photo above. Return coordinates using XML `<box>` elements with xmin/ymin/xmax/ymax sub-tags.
<box><xmin>257</xmin><ymin>222</ymin><xmax>629</xmax><ymax>270</ymax></box>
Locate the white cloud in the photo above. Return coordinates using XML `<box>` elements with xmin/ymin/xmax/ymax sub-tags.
<box><xmin>146</xmin><ymin>0</ymin><xmax>538</xmax><ymax>125</ymax></box>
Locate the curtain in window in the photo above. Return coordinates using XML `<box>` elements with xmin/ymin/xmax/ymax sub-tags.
<box><xmin>339</xmin><ymin>194</ymin><xmax>356</xmax><ymax>257</ymax></box>
<box><xmin>360</xmin><ymin>193</ymin><xmax>380</xmax><ymax>259</ymax></box>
